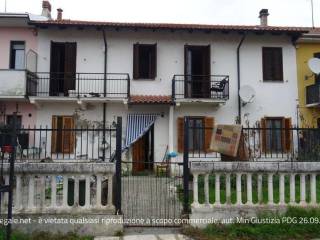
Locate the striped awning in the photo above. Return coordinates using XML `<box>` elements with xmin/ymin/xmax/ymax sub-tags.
<box><xmin>124</xmin><ymin>114</ymin><xmax>159</xmax><ymax>149</ymax></box>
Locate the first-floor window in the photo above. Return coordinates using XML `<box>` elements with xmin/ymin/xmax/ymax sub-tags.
<box><xmin>10</xmin><ymin>41</ymin><xmax>25</xmax><ymax>69</ymax></box>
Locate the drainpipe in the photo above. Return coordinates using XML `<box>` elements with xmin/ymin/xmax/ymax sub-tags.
<box><xmin>102</xmin><ymin>29</ymin><xmax>108</xmax><ymax>161</ymax></box>
<box><xmin>237</xmin><ymin>33</ymin><xmax>247</xmax><ymax>124</ymax></box>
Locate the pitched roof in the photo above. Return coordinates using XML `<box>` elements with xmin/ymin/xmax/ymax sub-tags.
<box><xmin>30</xmin><ymin>19</ymin><xmax>308</xmax><ymax>34</ymax></box>
<box><xmin>130</xmin><ymin>95</ymin><xmax>172</xmax><ymax>104</ymax></box>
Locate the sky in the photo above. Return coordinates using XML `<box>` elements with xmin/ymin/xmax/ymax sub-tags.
<box><xmin>0</xmin><ymin>0</ymin><xmax>319</xmax><ymax>27</ymax></box>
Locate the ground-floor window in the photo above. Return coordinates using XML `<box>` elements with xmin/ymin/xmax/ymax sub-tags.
<box><xmin>177</xmin><ymin>116</ymin><xmax>214</xmax><ymax>153</ymax></box>
<box><xmin>51</xmin><ymin>116</ymin><xmax>75</xmax><ymax>154</ymax></box>
<box><xmin>260</xmin><ymin>117</ymin><xmax>292</xmax><ymax>153</ymax></box>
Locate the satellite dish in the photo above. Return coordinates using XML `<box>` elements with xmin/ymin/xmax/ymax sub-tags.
<box><xmin>239</xmin><ymin>85</ymin><xmax>256</xmax><ymax>106</ymax></box>
<box><xmin>308</xmin><ymin>58</ymin><xmax>320</xmax><ymax>75</ymax></box>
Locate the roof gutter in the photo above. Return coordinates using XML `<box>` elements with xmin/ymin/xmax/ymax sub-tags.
<box><xmin>237</xmin><ymin>33</ymin><xmax>247</xmax><ymax>124</ymax></box>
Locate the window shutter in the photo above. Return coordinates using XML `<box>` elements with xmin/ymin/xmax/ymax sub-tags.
<box><xmin>177</xmin><ymin>117</ymin><xmax>184</xmax><ymax>153</ymax></box>
<box><xmin>204</xmin><ymin>117</ymin><xmax>214</xmax><ymax>152</ymax></box>
<box><xmin>262</xmin><ymin>48</ymin><xmax>272</xmax><ymax>80</ymax></box>
<box><xmin>284</xmin><ymin>117</ymin><xmax>292</xmax><ymax>153</ymax></box>
<box><xmin>260</xmin><ymin>118</ymin><xmax>267</xmax><ymax>153</ymax></box>
<box><xmin>149</xmin><ymin>44</ymin><xmax>157</xmax><ymax>79</ymax></box>
<box><xmin>133</xmin><ymin>43</ymin><xmax>140</xmax><ymax>79</ymax></box>
<box><xmin>64</xmin><ymin>42</ymin><xmax>77</xmax><ymax>94</ymax></box>
<box><xmin>262</xmin><ymin>47</ymin><xmax>283</xmax><ymax>81</ymax></box>
<box><xmin>51</xmin><ymin>116</ymin><xmax>58</xmax><ymax>153</ymax></box>
<box><xmin>273</xmin><ymin>48</ymin><xmax>283</xmax><ymax>81</ymax></box>
<box><xmin>62</xmin><ymin>116</ymin><xmax>75</xmax><ymax>154</ymax></box>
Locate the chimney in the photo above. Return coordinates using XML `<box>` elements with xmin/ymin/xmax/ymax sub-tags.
<box><xmin>259</xmin><ymin>9</ymin><xmax>269</xmax><ymax>26</ymax></box>
<box><xmin>41</xmin><ymin>1</ymin><xmax>52</xmax><ymax>19</ymax></box>
<box><xmin>57</xmin><ymin>8</ymin><xmax>63</xmax><ymax>20</ymax></box>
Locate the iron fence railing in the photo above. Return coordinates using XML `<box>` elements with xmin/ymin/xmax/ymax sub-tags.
<box><xmin>306</xmin><ymin>84</ymin><xmax>320</xmax><ymax>105</ymax></box>
<box><xmin>26</xmin><ymin>72</ymin><xmax>130</xmax><ymax>99</ymax></box>
<box><xmin>187</xmin><ymin>125</ymin><xmax>320</xmax><ymax>162</ymax></box>
<box><xmin>0</xmin><ymin>126</ymin><xmax>117</xmax><ymax>161</ymax></box>
<box><xmin>172</xmin><ymin>75</ymin><xmax>229</xmax><ymax>100</ymax></box>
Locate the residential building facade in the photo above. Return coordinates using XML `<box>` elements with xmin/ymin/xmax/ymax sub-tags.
<box><xmin>0</xmin><ymin>3</ymin><xmax>307</xmax><ymax>169</ymax></box>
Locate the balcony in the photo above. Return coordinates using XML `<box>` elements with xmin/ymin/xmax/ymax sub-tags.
<box><xmin>172</xmin><ymin>75</ymin><xmax>229</xmax><ymax>104</ymax></box>
<box><xmin>0</xmin><ymin>70</ymin><xmax>31</xmax><ymax>100</ymax></box>
<box><xmin>306</xmin><ymin>84</ymin><xmax>320</xmax><ymax>107</ymax></box>
<box><xmin>26</xmin><ymin>72</ymin><xmax>130</xmax><ymax>103</ymax></box>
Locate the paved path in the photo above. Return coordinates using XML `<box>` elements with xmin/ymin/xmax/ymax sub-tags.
<box><xmin>121</xmin><ymin>176</ymin><xmax>182</xmax><ymax>226</ymax></box>
<box><xmin>95</xmin><ymin>227</ymin><xmax>193</xmax><ymax>240</ymax></box>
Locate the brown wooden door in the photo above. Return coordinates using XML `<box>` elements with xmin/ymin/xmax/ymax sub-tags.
<box><xmin>184</xmin><ymin>45</ymin><xmax>211</xmax><ymax>98</ymax></box>
<box><xmin>132</xmin><ymin>136</ymin><xmax>146</xmax><ymax>174</ymax></box>
<box><xmin>201</xmin><ymin>45</ymin><xmax>211</xmax><ymax>98</ymax></box>
<box><xmin>64</xmin><ymin>42</ymin><xmax>77</xmax><ymax>95</ymax></box>
<box><xmin>51</xmin><ymin>116</ymin><xmax>75</xmax><ymax>154</ymax></box>
<box><xmin>62</xmin><ymin>116</ymin><xmax>75</xmax><ymax>154</ymax></box>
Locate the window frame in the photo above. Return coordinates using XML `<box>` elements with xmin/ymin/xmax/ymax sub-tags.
<box><xmin>264</xmin><ymin>117</ymin><xmax>283</xmax><ymax>152</ymax></box>
<box><xmin>133</xmin><ymin>43</ymin><xmax>157</xmax><ymax>80</ymax></box>
<box><xmin>188</xmin><ymin>116</ymin><xmax>205</xmax><ymax>152</ymax></box>
<box><xmin>262</xmin><ymin>47</ymin><xmax>284</xmax><ymax>82</ymax></box>
<box><xmin>9</xmin><ymin>41</ymin><xmax>26</xmax><ymax>70</ymax></box>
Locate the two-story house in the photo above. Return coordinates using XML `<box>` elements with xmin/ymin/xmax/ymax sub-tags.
<box><xmin>1</xmin><ymin>2</ymin><xmax>307</xmax><ymax>169</ymax></box>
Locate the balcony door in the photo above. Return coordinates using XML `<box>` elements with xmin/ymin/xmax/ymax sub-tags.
<box><xmin>184</xmin><ymin>45</ymin><xmax>210</xmax><ymax>98</ymax></box>
<box><xmin>50</xmin><ymin>42</ymin><xmax>77</xmax><ymax>96</ymax></box>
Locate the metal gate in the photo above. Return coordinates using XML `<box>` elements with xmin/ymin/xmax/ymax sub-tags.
<box><xmin>121</xmin><ymin>161</ymin><xmax>184</xmax><ymax>226</ymax></box>
<box><xmin>0</xmin><ymin>113</ymin><xmax>17</xmax><ymax>240</ymax></box>
<box><xmin>114</xmin><ymin>117</ymin><xmax>190</xmax><ymax>227</ymax></box>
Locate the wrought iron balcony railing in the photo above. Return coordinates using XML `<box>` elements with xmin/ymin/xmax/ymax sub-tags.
<box><xmin>172</xmin><ymin>75</ymin><xmax>229</xmax><ymax>101</ymax></box>
<box><xmin>26</xmin><ymin>72</ymin><xmax>130</xmax><ymax>99</ymax></box>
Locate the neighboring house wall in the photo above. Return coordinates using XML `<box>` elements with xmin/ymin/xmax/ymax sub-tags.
<box><xmin>0</xmin><ymin>27</ymin><xmax>37</xmax><ymax>69</ymax></box>
<box><xmin>296</xmin><ymin>42</ymin><xmax>320</xmax><ymax>127</ymax></box>
<box><xmin>0</xmin><ymin>27</ymin><xmax>38</xmax><ymax>129</ymax></box>
<box><xmin>0</xmin><ymin>102</ymin><xmax>37</xmax><ymax>127</ymax></box>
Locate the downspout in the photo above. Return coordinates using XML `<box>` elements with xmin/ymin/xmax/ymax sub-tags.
<box><xmin>237</xmin><ymin>33</ymin><xmax>247</xmax><ymax>124</ymax></box>
<box><xmin>102</xmin><ymin>28</ymin><xmax>107</xmax><ymax>161</ymax></box>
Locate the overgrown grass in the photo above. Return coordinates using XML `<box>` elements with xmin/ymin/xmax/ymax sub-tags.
<box><xmin>0</xmin><ymin>230</ymin><xmax>93</xmax><ymax>240</ymax></box>
<box><xmin>182</xmin><ymin>207</ymin><xmax>320</xmax><ymax>240</ymax></box>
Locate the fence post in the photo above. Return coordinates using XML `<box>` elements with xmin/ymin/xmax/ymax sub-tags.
<box><xmin>115</xmin><ymin>117</ymin><xmax>122</xmax><ymax>214</ymax></box>
<box><xmin>183</xmin><ymin>116</ymin><xmax>190</xmax><ymax>214</ymax></box>
<box><xmin>7</xmin><ymin>112</ymin><xmax>17</xmax><ymax>240</ymax></box>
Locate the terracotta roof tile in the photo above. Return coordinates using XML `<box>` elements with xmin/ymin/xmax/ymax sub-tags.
<box><xmin>30</xmin><ymin>19</ymin><xmax>309</xmax><ymax>33</ymax></box>
<box><xmin>130</xmin><ymin>95</ymin><xmax>172</xmax><ymax>104</ymax></box>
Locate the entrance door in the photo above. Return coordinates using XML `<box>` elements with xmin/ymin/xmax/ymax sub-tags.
<box><xmin>184</xmin><ymin>45</ymin><xmax>211</xmax><ymax>98</ymax></box>
<box><xmin>132</xmin><ymin>125</ymin><xmax>154</xmax><ymax>174</ymax></box>
<box><xmin>50</xmin><ymin>42</ymin><xmax>77</xmax><ymax>96</ymax></box>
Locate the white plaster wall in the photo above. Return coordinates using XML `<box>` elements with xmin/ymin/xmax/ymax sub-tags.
<box><xmin>34</xmin><ymin>102</ymin><xmax>169</xmax><ymax>162</ymax></box>
<box><xmin>0</xmin><ymin>70</ymin><xmax>26</xmax><ymax>96</ymax></box>
<box><xmin>34</xmin><ymin>28</ymin><xmax>299</xmax><ymax>161</ymax></box>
